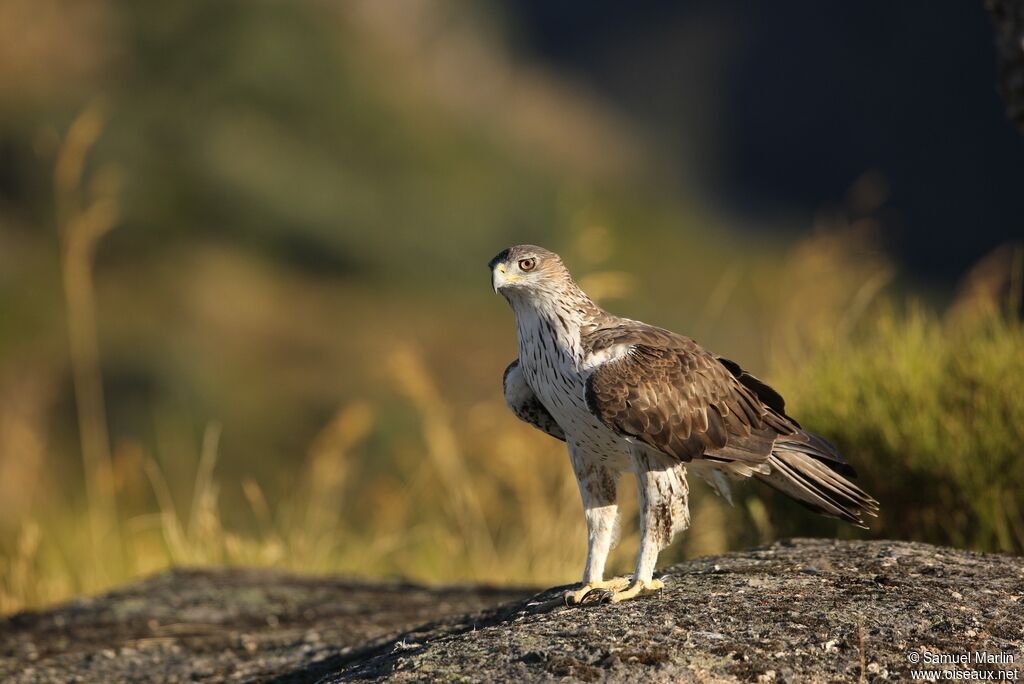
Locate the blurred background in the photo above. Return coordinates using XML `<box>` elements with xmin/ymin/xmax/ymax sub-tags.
<box><xmin>1</xmin><ymin>0</ymin><xmax>1022</xmax><ymax>613</ymax></box>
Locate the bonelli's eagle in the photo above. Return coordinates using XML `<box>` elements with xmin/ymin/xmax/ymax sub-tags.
<box><xmin>491</xmin><ymin>245</ymin><xmax>878</xmax><ymax>603</ymax></box>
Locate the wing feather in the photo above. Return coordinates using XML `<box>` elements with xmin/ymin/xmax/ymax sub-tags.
<box><xmin>717</xmin><ymin>356</ymin><xmax>793</xmax><ymax>422</ymax></box>
<box><xmin>579</xmin><ymin>321</ymin><xmax>876</xmax><ymax>526</ymax></box>
<box><xmin>582</xmin><ymin>323</ymin><xmax>795</xmax><ymax>465</ymax></box>
<box><xmin>502</xmin><ymin>360</ymin><xmax>565</xmax><ymax>441</ymax></box>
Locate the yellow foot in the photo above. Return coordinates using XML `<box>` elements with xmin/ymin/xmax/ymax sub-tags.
<box><xmin>565</xmin><ymin>577</ymin><xmax>632</xmax><ymax>605</ymax></box>
<box><xmin>608</xmin><ymin>578</ymin><xmax>664</xmax><ymax>603</ymax></box>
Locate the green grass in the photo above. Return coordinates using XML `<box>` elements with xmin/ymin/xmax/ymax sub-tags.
<box><xmin>2</xmin><ymin>0</ymin><xmax>1021</xmax><ymax>614</ymax></box>
<box><xmin>772</xmin><ymin>304</ymin><xmax>1024</xmax><ymax>552</ymax></box>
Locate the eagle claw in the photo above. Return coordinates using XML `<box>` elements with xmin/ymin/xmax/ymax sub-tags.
<box><xmin>579</xmin><ymin>588</ymin><xmax>614</xmax><ymax>604</ymax></box>
<box><xmin>565</xmin><ymin>577</ymin><xmax>632</xmax><ymax>605</ymax></box>
<box><xmin>570</xmin><ymin>577</ymin><xmax>665</xmax><ymax>604</ymax></box>
<box><xmin>608</xmin><ymin>577</ymin><xmax>665</xmax><ymax>603</ymax></box>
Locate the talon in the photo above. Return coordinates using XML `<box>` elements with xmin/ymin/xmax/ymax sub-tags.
<box><xmin>608</xmin><ymin>578</ymin><xmax>664</xmax><ymax>603</ymax></box>
<box><xmin>580</xmin><ymin>588</ymin><xmax>611</xmax><ymax>604</ymax></box>
<box><xmin>565</xmin><ymin>577</ymin><xmax>631</xmax><ymax>605</ymax></box>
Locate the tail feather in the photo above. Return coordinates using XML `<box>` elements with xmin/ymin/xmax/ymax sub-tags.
<box><xmin>757</xmin><ymin>435</ymin><xmax>879</xmax><ymax>528</ymax></box>
<box><xmin>777</xmin><ymin>431</ymin><xmax>857</xmax><ymax>477</ymax></box>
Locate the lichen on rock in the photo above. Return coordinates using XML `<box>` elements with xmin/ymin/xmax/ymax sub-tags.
<box><xmin>2</xmin><ymin>540</ymin><xmax>1022</xmax><ymax>683</ymax></box>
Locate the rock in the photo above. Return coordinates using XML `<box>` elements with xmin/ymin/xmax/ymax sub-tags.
<box><xmin>0</xmin><ymin>568</ymin><xmax>530</xmax><ymax>683</ymax></box>
<box><xmin>1</xmin><ymin>539</ymin><xmax>1022</xmax><ymax>682</ymax></box>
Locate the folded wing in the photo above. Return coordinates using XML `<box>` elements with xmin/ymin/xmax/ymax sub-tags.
<box><xmin>503</xmin><ymin>360</ymin><xmax>565</xmax><ymax>441</ymax></box>
<box><xmin>583</xmin><ymin>324</ymin><xmax>792</xmax><ymax>471</ymax></box>
<box><xmin>582</xmin><ymin>323</ymin><xmax>878</xmax><ymax>526</ymax></box>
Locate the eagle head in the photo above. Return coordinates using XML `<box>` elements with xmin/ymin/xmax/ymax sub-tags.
<box><xmin>489</xmin><ymin>245</ymin><xmax>566</xmax><ymax>295</ymax></box>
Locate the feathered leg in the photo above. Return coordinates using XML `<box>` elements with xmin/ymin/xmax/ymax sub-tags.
<box><xmin>565</xmin><ymin>444</ymin><xmax>627</xmax><ymax>604</ymax></box>
<box><xmin>609</xmin><ymin>449</ymin><xmax>689</xmax><ymax>603</ymax></box>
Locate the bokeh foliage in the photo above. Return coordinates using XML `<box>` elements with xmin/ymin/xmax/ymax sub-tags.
<box><xmin>775</xmin><ymin>303</ymin><xmax>1024</xmax><ymax>552</ymax></box>
<box><xmin>1</xmin><ymin>0</ymin><xmax>1021</xmax><ymax>613</ymax></box>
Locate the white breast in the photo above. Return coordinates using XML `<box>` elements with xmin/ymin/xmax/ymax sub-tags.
<box><xmin>516</xmin><ymin>312</ymin><xmax>632</xmax><ymax>469</ymax></box>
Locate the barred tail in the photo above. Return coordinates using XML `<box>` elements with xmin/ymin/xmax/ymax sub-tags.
<box><xmin>756</xmin><ymin>433</ymin><xmax>879</xmax><ymax>528</ymax></box>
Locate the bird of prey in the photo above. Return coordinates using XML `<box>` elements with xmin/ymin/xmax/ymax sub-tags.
<box><xmin>490</xmin><ymin>245</ymin><xmax>878</xmax><ymax>603</ymax></box>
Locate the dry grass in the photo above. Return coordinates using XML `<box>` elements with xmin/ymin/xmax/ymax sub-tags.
<box><xmin>0</xmin><ymin>346</ymin><xmax>635</xmax><ymax>613</ymax></box>
<box><xmin>54</xmin><ymin>100</ymin><xmax>122</xmax><ymax>588</ymax></box>
<box><xmin>0</xmin><ymin>113</ymin><xmax>656</xmax><ymax>613</ymax></box>
<box><xmin>764</xmin><ymin>234</ymin><xmax>1024</xmax><ymax>553</ymax></box>
<box><xmin>772</xmin><ymin>302</ymin><xmax>1024</xmax><ymax>552</ymax></box>
<box><xmin>2</xmin><ymin>113</ymin><xmax>1020</xmax><ymax>616</ymax></box>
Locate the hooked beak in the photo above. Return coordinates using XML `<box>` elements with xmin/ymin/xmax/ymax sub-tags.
<box><xmin>491</xmin><ymin>262</ymin><xmax>507</xmax><ymax>293</ymax></box>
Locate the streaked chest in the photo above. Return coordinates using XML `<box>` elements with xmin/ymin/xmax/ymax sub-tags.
<box><xmin>516</xmin><ymin>311</ymin><xmax>630</xmax><ymax>463</ymax></box>
<box><xmin>517</xmin><ymin>315</ymin><xmax>584</xmax><ymax>416</ymax></box>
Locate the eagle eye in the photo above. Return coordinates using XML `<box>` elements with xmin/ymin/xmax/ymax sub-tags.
<box><xmin>518</xmin><ymin>258</ymin><xmax>537</xmax><ymax>272</ymax></box>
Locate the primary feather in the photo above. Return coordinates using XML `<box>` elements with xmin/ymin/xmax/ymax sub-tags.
<box><xmin>581</xmin><ymin>322</ymin><xmax>876</xmax><ymax>526</ymax></box>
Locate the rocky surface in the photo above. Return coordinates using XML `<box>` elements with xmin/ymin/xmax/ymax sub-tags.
<box><xmin>0</xmin><ymin>569</ymin><xmax>530</xmax><ymax>683</ymax></box>
<box><xmin>2</xmin><ymin>539</ymin><xmax>1022</xmax><ymax>682</ymax></box>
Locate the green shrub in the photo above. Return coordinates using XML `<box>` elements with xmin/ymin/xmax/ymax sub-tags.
<box><xmin>771</xmin><ymin>306</ymin><xmax>1024</xmax><ymax>552</ymax></box>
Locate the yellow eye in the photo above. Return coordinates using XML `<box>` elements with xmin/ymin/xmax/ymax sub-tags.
<box><xmin>518</xmin><ymin>258</ymin><xmax>536</xmax><ymax>272</ymax></box>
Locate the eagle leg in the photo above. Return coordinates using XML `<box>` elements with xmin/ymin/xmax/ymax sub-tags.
<box><xmin>611</xmin><ymin>450</ymin><xmax>690</xmax><ymax>603</ymax></box>
<box><xmin>568</xmin><ymin>444</ymin><xmax>620</xmax><ymax>590</ymax></box>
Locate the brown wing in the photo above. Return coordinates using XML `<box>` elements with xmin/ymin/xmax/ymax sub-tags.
<box><xmin>716</xmin><ymin>356</ymin><xmax>794</xmax><ymax>424</ymax></box>
<box><xmin>503</xmin><ymin>360</ymin><xmax>565</xmax><ymax>441</ymax></box>
<box><xmin>582</xmin><ymin>324</ymin><xmax>796</xmax><ymax>466</ymax></box>
<box><xmin>717</xmin><ymin>355</ymin><xmax>859</xmax><ymax>475</ymax></box>
<box><xmin>583</xmin><ymin>323</ymin><xmax>875</xmax><ymax>525</ymax></box>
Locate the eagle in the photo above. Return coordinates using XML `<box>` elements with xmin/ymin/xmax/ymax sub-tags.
<box><xmin>490</xmin><ymin>245</ymin><xmax>878</xmax><ymax>603</ymax></box>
